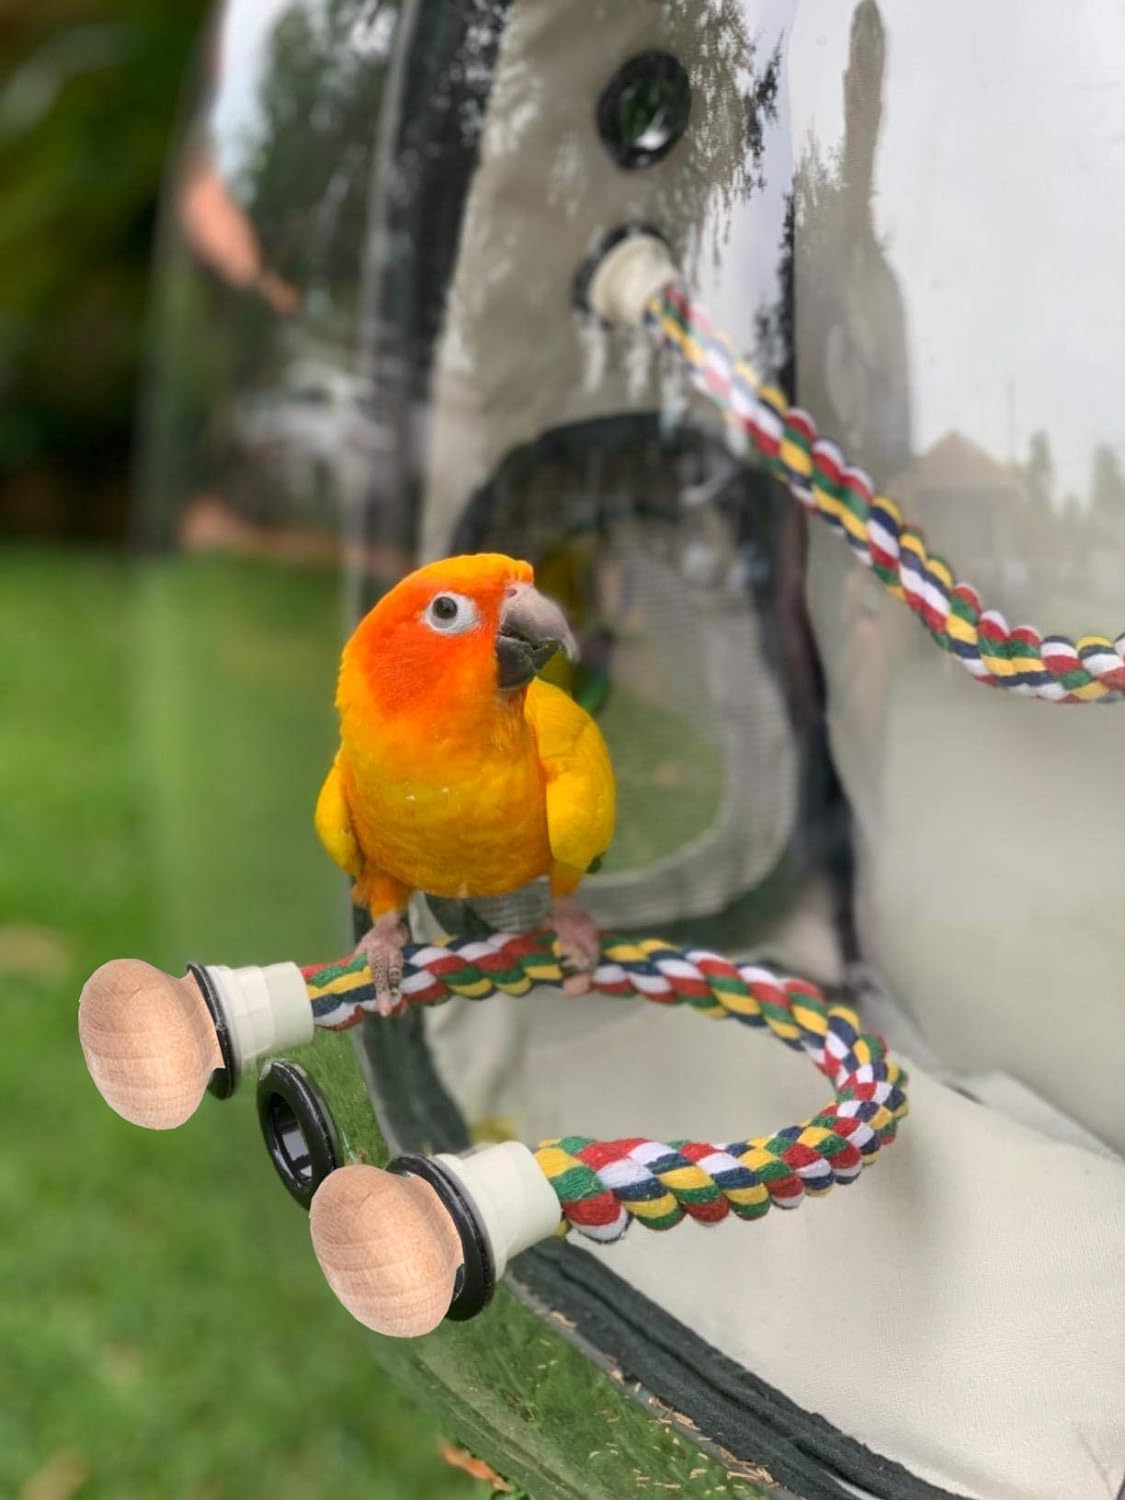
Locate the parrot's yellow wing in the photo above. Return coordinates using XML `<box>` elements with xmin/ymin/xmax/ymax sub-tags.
<box><xmin>314</xmin><ymin>751</ymin><xmax>363</xmax><ymax>878</ymax></box>
<box><xmin>525</xmin><ymin>678</ymin><xmax>616</xmax><ymax>888</ymax></box>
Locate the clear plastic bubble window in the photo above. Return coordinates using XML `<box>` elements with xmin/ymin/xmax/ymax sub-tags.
<box><xmin>127</xmin><ymin>3</ymin><xmax>1125</xmax><ymax>1497</ymax></box>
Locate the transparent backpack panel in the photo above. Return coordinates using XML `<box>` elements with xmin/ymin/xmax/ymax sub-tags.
<box><xmin>137</xmin><ymin>2</ymin><xmax>1125</xmax><ymax>1498</ymax></box>
<box><xmin>136</xmin><ymin>0</ymin><xmax>403</xmax><ymax>964</ymax></box>
<box><xmin>347</xmin><ymin>0</ymin><xmax>839</xmax><ymax>959</ymax></box>
<box><xmin>790</xmin><ymin>2</ymin><xmax>1125</xmax><ymax>1153</ymax></box>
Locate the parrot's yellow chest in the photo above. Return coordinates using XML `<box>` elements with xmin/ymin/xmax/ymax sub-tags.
<box><xmin>341</xmin><ymin>710</ymin><xmax>551</xmax><ymax>899</ymax></box>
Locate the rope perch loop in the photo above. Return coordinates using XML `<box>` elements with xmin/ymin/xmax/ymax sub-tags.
<box><xmin>646</xmin><ymin>279</ymin><xmax>1125</xmax><ymax>704</ymax></box>
<box><xmin>302</xmin><ymin>932</ymin><xmax>908</xmax><ymax>1245</ymax></box>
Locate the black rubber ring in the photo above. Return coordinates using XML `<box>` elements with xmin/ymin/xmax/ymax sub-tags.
<box><xmin>389</xmin><ymin>1153</ymin><xmax>495</xmax><ymax>1323</ymax></box>
<box><xmin>596</xmin><ymin>51</ymin><xmax>692</xmax><ymax>171</ymax></box>
<box><xmin>188</xmin><ymin>961</ymin><xmax>237</xmax><ymax>1100</ymax></box>
<box><xmin>257</xmin><ymin>1059</ymin><xmax>342</xmax><ymax>1211</ymax></box>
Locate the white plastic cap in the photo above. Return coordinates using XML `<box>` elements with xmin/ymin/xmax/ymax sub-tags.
<box><xmin>205</xmin><ymin>962</ymin><xmax>314</xmax><ymax>1076</ymax></box>
<box><xmin>435</xmin><ymin>1142</ymin><xmax>561</xmax><ymax>1279</ymax></box>
<box><xmin>586</xmin><ymin>232</ymin><xmax>680</xmax><ymax>327</ymax></box>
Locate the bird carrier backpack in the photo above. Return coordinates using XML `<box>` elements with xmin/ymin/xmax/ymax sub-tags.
<box><xmin>78</xmin><ymin>2</ymin><xmax>1125</xmax><ymax>1497</ymax></box>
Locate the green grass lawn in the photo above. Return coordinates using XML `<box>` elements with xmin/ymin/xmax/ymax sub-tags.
<box><xmin>0</xmin><ymin>547</ymin><xmax>750</xmax><ymax>1500</ymax></box>
<box><xmin>0</xmin><ymin>550</ymin><xmax>481</xmax><ymax>1500</ymax></box>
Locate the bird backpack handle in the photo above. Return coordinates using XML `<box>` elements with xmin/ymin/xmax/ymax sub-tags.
<box><xmin>78</xmin><ymin>933</ymin><xmax>909</xmax><ymax>1338</ymax></box>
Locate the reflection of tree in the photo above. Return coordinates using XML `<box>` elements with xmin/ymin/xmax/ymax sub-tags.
<box><xmin>790</xmin><ymin>2</ymin><xmax>910</xmax><ymax>808</ymax></box>
<box><xmin>239</xmin><ymin>0</ymin><xmax>395</xmax><ymax>311</ymax></box>
<box><xmin>1021</xmin><ymin>428</ymin><xmax>1054</xmax><ymax>516</ymax></box>
<box><xmin>1082</xmin><ymin>442</ymin><xmax>1125</xmax><ymax>604</ymax></box>
<box><xmin>674</xmin><ymin>10</ymin><xmax>781</xmax><ymax>268</ymax></box>
<box><xmin>793</xmin><ymin>1</ymin><xmax>911</xmax><ymax>483</ymax></box>
<box><xmin>743</xmin><ymin>40</ymin><xmax>783</xmax><ymax>191</ymax></box>
<box><xmin>785</xmin><ymin>2</ymin><xmax>1125</xmax><ymax>632</ymax></box>
<box><xmin>753</xmin><ymin>194</ymin><xmax>795</xmax><ymax>392</ymax></box>
<box><xmin>1091</xmin><ymin>444</ymin><xmax>1125</xmax><ymax>520</ymax></box>
<box><xmin>841</xmin><ymin>0</ymin><xmax>885</xmax><ymax>238</ymax></box>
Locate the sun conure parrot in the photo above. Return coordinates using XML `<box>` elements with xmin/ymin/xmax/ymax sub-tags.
<box><xmin>315</xmin><ymin>553</ymin><xmax>616</xmax><ymax>1011</ymax></box>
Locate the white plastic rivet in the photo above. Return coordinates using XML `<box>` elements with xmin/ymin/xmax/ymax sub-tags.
<box><xmin>435</xmin><ymin>1141</ymin><xmax>561</xmax><ymax>1279</ymax></box>
<box><xmin>206</xmin><ymin>962</ymin><xmax>314</xmax><ymax>1075</ymax></box>
<box><xmin>587</xmin><ymin>233</ymin><xmax>680</xmax><ymax>327</ymax></box>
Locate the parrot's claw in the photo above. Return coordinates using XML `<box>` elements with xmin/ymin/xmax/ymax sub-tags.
<box><xmin>551</xmin><ymin>897</ymin><xmax>602</xmax><ymax>996</ymax></box>
<box><xmin>357</xmin><ymin>914</ymin><xmax>409</xmax><ymax>1017</ymax></box>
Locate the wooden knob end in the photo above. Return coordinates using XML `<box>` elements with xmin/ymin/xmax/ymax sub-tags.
<box><xmin>78</xmin><ymin>960</ymin><xmax>223</xmax><ymax>1129</ymax></box>
<box><xmin>309</xmin><ymin>1164</ymin><xmax>464</xmax><ymax>1338</ymax></box>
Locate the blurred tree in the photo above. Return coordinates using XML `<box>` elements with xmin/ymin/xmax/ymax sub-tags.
<box><xmin>1090</xmin><ymin>442</ymin><xmax>1125</xmax><ymax>520</ymax></box>
<box><xmin>0</xmin><ymin>0</ymin><xmax>209</xmax><ymax>540</ymax></box>
<box><xmin>240</xmin><ymin>0</ymin><xmax>389</xmax><ymax>315</ymax></box>
<box><xmin>1022</xmin><ymin>428</ymin><xmax>1055</xmax><ymax>515</ymax></box>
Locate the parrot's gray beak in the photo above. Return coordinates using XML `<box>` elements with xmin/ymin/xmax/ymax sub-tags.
<box><xmin>496</xmin><ymin>583</ymin><xmax>579</xmax><ymax>691</ymax></box>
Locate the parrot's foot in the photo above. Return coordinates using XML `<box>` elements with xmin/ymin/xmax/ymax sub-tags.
<box><xmin>357</xmin><ymin>913</ymin><xmax>409</xmax><ymax>1017</ymax></box>
<box><xmin>551</xmin><ymin>897</ymin><xmax>602</xmax><ymax>996</ymax></box>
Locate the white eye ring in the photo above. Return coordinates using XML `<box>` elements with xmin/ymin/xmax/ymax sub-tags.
<box><xmin>423</xmin><ymin>591</ymin><xmax>480</xmax><ymax>636</ymax></box>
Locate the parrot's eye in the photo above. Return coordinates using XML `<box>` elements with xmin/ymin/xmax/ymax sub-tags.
<box><xmin>424</xmin><ymin>592</ymin><xmax>479</xmax><ymax>635</ymax></box>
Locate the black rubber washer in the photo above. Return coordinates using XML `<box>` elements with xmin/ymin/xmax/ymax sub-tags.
<box><xmin>571</xmin><ymin>221</ymin><xmax>672</xmax><ymax>322</ymax></box>
<box><xmin>389</xmin><ymin>1153</ymin><xmax>495</xmax><ymax>1323</ymax></box>
<box><xmin>596</xmin><ymin>50</ymin><xmax>692</xmax><ymax>170</ymax></box>
<box><xmin>256</xmin><ymin>1059</ymin><xmax>342</xmax><ymax>1211</ymax></box>
<box><xmin>188</xmin><ymin>961</ymin><xmax>236</xmax><ymax>1100</ymax></box>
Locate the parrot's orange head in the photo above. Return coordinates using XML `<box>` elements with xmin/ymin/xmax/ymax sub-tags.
<box><xmin>342</xmin><ymin>553</ymin><xmax>577</xmax><ymax>718</ymax></box>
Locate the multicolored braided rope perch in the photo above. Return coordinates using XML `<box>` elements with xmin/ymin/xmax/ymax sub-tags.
<box><xmin>646</xmin><ymin>281</ymin><xmax>1125</xmax><ymax>704</ymax></box>
<box><xmin>302</xmin><ymin>932</ymin><xmax>908</xmax><ymax>1244</ymax></box>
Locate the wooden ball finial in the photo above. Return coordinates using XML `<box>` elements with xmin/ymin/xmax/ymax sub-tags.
<box><xmin>78</xmin><ymin>960</ymin><xmax>223</xmax><ymax>1130</ymax></box>
<box><xmin>309</xmin><ymin>1164</ymin><xmax>464</xmax><ymax>1338</ymax></box>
